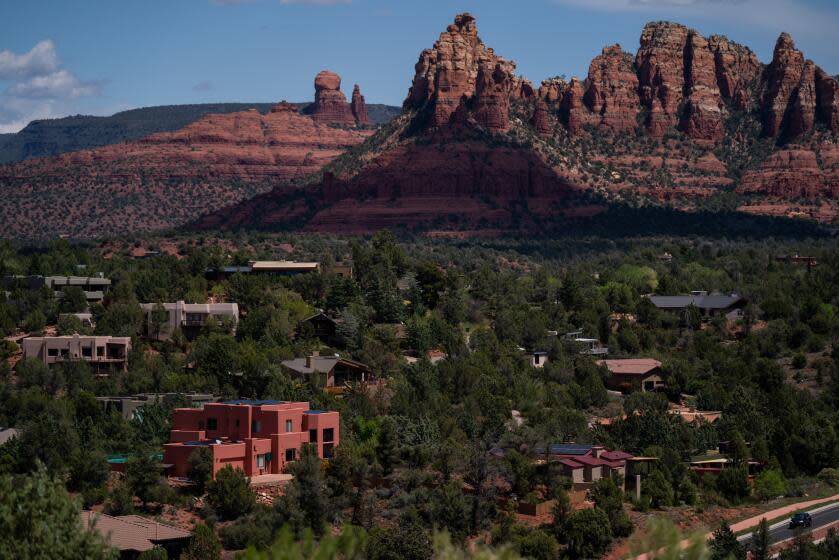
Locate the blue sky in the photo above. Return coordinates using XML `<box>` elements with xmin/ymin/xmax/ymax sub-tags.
<box><xmin>1</xmin><ymin>0</ymin><xmax>838</xmax><ymax>133</ymax></box>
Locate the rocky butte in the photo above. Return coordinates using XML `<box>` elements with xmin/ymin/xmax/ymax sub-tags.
<box><xmin>4</xmin><ymin>13</ymin><xmax>839</xmax><ymax>240</ymax></box>
<box><xmin>199</xmin><ymin>13</ymin><xmax>839</xmax><ymax>234</ymax></box>
<box><xmin>310</xmin><ymin>70</ymin><xmax>370</xmax><ymax>126</ymax></box>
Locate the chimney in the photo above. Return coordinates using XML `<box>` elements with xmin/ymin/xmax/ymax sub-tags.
<box><xmin>592</xmin><ymin>445</ymin><xmax>604</xmax><ymax>458</ymax></box>
<box><xmin>306</xmin><ymin>351</ymin><xmax>319</xmax><ymax>368</ymax></box>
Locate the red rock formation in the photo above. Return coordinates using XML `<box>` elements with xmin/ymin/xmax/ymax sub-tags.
<box><xmin>351</xmin><ymin>84</ymin><xmax>370</xmax><ymax>125</ymax></box>
<box><xmin>404</xmin><ymin>13</ymin><xmax>516</xmax><ymax>133</ymax></box>
<box><xmin>636</xmin><ymin>22</ymin><xmax>690</xmax><ymax>137</ymax></box>
<box><xmin>816</xmin><ymin>69</ymin><xmax>839</xmax><ymax>131</ymax></box>
<box><xmin>788</xmin><ymin>61</ymin><xmax>817</xmax><ymax>138</ymax></box>
<box><xmin>512</xmin><ymin>78</ymin><xmax>536</xmax><ymax>100</ymax></box>
<box><xmin>762</xmin><ymin>33</ymin><xmax>805</xmax><ymax>137</ymax></box>
<box><xmin>708</xmin><ymin>35</ymin><xmax>760</xmax><ymax>111</ymax></box>
<box><xmin>561</xmin><ymin>78</ymin><xmax>595</xmax><ymax>135</ymax></box>
<box><xmin>530</xmin><ymin>98</ymin><xmax>552</xmax><ymax>136</ymax></box>
<box><xmin>197</xmin><ymin>138</ymin><xmax>582</xmax><ymax>234</ymax></box>
<box><xmin>583</xmin><ymin>45</ymin><xmax>639</xmax><ymax>132</ymax></box>
<box><xmin>681</xmin><ymin>32</ymin><xmax>725</xmax><ymax>142</ymax></box>
<box><xmin>0</xmin><ymin>100</ymin><xmax>374</xmax><ymax>238</ymax></box>
<box><xmin>473</xmin><ymin>63</ymin><xmax>514</xmax><ymax>132</ymax></box>
<box><xmin>760</xmin><ymin>33</ymin><xmax>839</xmax><ymax>138</ymax></box>
<box><xmin>539</xmin><ymin>79</ymin><xmax>566</xmax><ymax>103</ymax></box>
<box><xmin>739</xmin><ymin>145</ymin><xmax>839</xmax><ymax>199</ymax></box>
<box><xmin>311</xmin><ymin>70</ymin><xmax>356</xmax><ymax>126</ymax></box>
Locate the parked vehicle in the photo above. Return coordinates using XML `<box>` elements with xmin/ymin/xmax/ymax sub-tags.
<box><xmin>789</xmin><ymin>512</ymin><xmax>812</xmax><ymax>529</ymax></box>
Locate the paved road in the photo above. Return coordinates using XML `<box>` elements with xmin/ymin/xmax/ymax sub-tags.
<box><xmin>738</xmin><ymin>501</ymin><xmax>839</xmax><ymax>548</ymax></box>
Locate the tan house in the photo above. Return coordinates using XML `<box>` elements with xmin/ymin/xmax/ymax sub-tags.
<box><xmin>597</xmin><ymin>358</ymin><xmax>664</xmax><ymax>393</ymax></box>
<box><xmin>22</xmin><ymin>335</ymin><xmax>131</xmax><ymax>372</ymax></box>
<box><xmin>140</xmin><ymin>301</ymin><xmax>239</xmax><ymax>340</ymax></box>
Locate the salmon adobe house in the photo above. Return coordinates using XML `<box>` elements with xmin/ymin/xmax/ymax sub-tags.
<box><xmin>163</xmin><ymin>400</ymin><xmax>339</xmax><ymax>478</ymax></box>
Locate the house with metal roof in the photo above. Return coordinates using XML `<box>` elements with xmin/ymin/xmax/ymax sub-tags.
<box><xmin>647</xmin><ymin>291</ymin><xmax>745</xmax><ymax>316</ymax></box>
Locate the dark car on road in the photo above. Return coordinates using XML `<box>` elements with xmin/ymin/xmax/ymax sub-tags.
<box><xmin>789</xmin><ymin>512</ymin><xmax>812</xmax><ymax>529</ymax></box>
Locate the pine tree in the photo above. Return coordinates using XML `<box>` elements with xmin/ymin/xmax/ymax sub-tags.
<box><xmin>182</xmin><ymin>524</ymin><xmax>221</xmax><ymax>560</ymax></box>
<box><xmin>711</xmin><ymin>520</ymin><xmax>745</xmax><ymax>560</ymax></box>
<box><xmin>751</xmin><ymin>518</ymin><xmax>770</xmax><ymax>560</ymax></box>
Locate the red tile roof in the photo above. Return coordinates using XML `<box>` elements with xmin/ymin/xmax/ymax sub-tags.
<box><xmin>600</xmin><ymin>450</ymin><xmax>633</xmax><ymax>461</ymax></box>
<box><xmin>558</xmin><ymin>458</ymin><xmax>584</xmax><ymax>469</ymax></box>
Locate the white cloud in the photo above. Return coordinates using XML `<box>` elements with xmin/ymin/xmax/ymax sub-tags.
<box><xmin>0</xmin><ymin>39</ymin><xmax>59</xmax><ymax>80</ymax></box>
<box><xmin>9</xmin><ymin>69</ymin><xmax>99</xmax><ymax>99</ymax></box>
<box><xmin>0</xmin><ymin>39</ymin><xmax>101</xmax><ymax>133</ymax></box>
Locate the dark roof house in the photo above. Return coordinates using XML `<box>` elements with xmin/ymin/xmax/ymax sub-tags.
<box><xmin>281</xmin><ymin>352</ymin><xmax>373</xmax><ymax>392</ymax></box>
<box><xmin>647</xmin><ymin>291</ymin><xmax>744</xmax><ymax>315</ymax></box>
<box><xmin>81</xmin><ymin>511</ymin><xmax>191</xmax><ymax>558</ymax></box>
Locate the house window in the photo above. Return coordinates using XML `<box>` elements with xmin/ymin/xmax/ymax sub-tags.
<box><xmin>81</xmin><ymin>346</ymin><xmax>92</xmax><ymax>358</ymax></box>
<box><xmin>285</xmin><ymin>419</ymin><xmax>293</xmax><ymax>432</ymax></box>
<box><xmin>309</xmin><ymin>429</ymin><xmax>318</xmax><ymax>443</ymax></box>
<box><xmin>323</xmin><ymin>443</ymin><xmax>334</xmax><ymax>459</ymax></box>
<box><xmin>285</xmin><ymin>448</ymin><xmax>296</xmax><ymax>461</ymax></box>
<box><xmin>534</xmin><ymin>355</ymin><xmax>541</xmax><ymax>365</ymax></box>
<box><xmin>252</xmin><ymin>420</ymin><xmax>261</xmax><ymax>433</ymax></box>
<box><xmin>256</xmin><ymin>454</ymin><xmax>266</xmax><ymax>469</ymax></box>
<box><xmin>97</xmin><ymin>346</ymin><xmax>105</xmax><ymax>357</ymax></box>
<box><xmin>323</xmin><ymin>428</ymin><xmax>334</xmax><ymax>443</ymax></box>
<box><xmin>186</xmin><ymin>313</ymin><xmax>205</xmax><ymax>324</ymax></box>
<box><xmin>207</xmin><ymin>418</ymin><xmax>218</xmax><ymax>430</ymax></box>
<box><xmin>47</xmin><ymin>348</ymin><xmax>59</xmax><ymax>357</ymax></box>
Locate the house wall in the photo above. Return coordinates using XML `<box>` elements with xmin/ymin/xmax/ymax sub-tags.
<box><xmin>21</xmin><ymin>336</ymin><xmax>130</xmax><ymax>370</ymax></box>
<box><xmin>165</xmin><ymin>402</ymin><xmax>339</xmax><ymax>478</ymax></box>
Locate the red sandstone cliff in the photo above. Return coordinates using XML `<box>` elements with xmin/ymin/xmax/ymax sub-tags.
<box><xmin>0</xmin><ymin>73</ymin><xmax>376</xmax><ymax>238</ymax></box>
<box><xmin>403</xmin><ymin>12</ymin><xmax>516</xmax><ymax>134</ymax></box>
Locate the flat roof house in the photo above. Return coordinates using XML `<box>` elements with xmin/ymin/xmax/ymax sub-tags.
<box><xmin>22</xmin><ymin>335</ymin><xmax>130</xmax><ymax>372</ymax></box>
<box><xmin>140</xmin><ymin>301</ymin><xmax>239</xmax><ymax>341</ymax></box>
<box><xmin>647</xmin><ymin>291</ymin><xmax>745</xmax><ymax>316</ymax></box>
<box><xmin>249</xmin><ymin>261</ymin><xmax>320</xmax><ymax>275</ymax></box>
<box><xmin>3</xmin><ymin>275</ymin><xmax>111</xmax><ymax>303</ymax></box>
<box><xmin>281</xmin><ymin>352</ymin><xmax>374</xmax><ymax>393</ymax></box>
<box><xmin>597</xmin><ymin>358</ymin><xmax>664</xmax><ymax>393</ymax></box>
<box><xmin>163</xmin><ymin>400</ymin><xmax>339</xmax><ymax>479</ymax></box>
